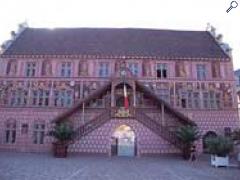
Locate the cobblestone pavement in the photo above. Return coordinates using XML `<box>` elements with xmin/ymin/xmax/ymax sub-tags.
<box><xmin>0</xmin><ymin>152</ymin><xmax>239</xmax><ymax>180</ymax></box>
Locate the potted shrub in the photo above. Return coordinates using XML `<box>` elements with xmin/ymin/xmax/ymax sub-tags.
<box><xmin>176</xmin><ymin>125</ymin><xmax>200</xmax><ymax>160</ymax></box>
<box><xmin>232</xmin><ymin>129</ymin><xmax>240</xmax><ymax>163</ymax></box>
<box><xmin>49</xmin><ymin>122</ymin><xmax>75</xmax><ymax>158</ymax></box>
<box><xmin>206</xmin><ymin>136</ymin><xmax>233</xmax><ymax>167</ymax></box>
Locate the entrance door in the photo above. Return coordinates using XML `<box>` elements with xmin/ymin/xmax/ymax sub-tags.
<box><xmin>117</xmin><ymin>136</ymin><xmax>135</xmax><ymax>156</ymax></box>
<box><xmin>112</xmin><ymin>125</ymin><xmax>136</xmax><ymax>157</ymax></box>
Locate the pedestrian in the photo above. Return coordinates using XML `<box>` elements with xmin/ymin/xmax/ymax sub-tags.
<box><xmin>189</xmin><ymin>144</ymin><xmax>196</xmax><ymax>162</ymax></box>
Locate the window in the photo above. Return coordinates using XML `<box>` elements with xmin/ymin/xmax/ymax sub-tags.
<box><xmin>180</xmin><ymin>92</ymin><xmax>187</xmax><ymax>108</ymax></box>
<box><xmin>54</xmin><ymin>90</ymin><xmax>73</xmax><ymax>107</ymax></box>
<box><xmin>193</xmin><ymin>92</ymin><xmax>201</xmax><ymax>109</ymax></box>
<box><xmin>202</xmin><ymin>91</ymin><xmax>220</xmax><ymax>109</ymax></box>
<box><xmin>6</xmin><ymin>60</ymin><xmax>17</xmax><ymax>76</ymax></box>
<box><xmin>42</xmin><ymin>61</ymin><xmax>52</xmax><ymax>76</ymax></box>
<box><xmin>33</xmin><ymin>123</ymin><xmax>45</xmax><ymax>144</ymax></box>
<box><xmin>60</xmin><ymin>62</ymin><xmax>71</xmax><ymax>77</ymax></box>
<box><xmin>5</xmin><ymin>120</ymin><xmax>16</xmax><ymax>144</ymax></box>
<box><xmin>156</xmin><ymin>63</ymin><xmax>167</xmax><ymax>78</ymax></box>
<box><xmin>10</xmin><ymin>89</ymin><xmax>28</xmax><ymax>107</ymax></box>
<box><xmin>32</xmin><ymin>89</ymin><xmax>50</xmax><ymax>107</ymax></box>
<box><xmin>197</xmin><ymin>64</ymin><xmax>206</xmax><ymax>80</ymax></box>
<box><xmin>26</xmin><ymin>62</ymin><xmax>36</xmax><ymax>77</ymax></box>
<box><xmin>99</xmin><ymin>62</ymin><xmax>109</xmax><ymax>77</ymax></box>
<box><xmin>179</xmin><ymin>91</ymin><xmax>201</xmax><ymax>109</ymax></box>
<box><xmin>128</xmin><ymin>63</ymin><xmax>139</xmax><ymax>76</ymax></box>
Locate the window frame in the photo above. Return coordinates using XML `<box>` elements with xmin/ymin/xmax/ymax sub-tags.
<box><xmin>25</xmin><ymin>62</ymin><xmax>36</xmax><ymax>77</ymax></box>
<box><xmin>196</xmin><ymin>64</ymin><xmax>207</xmax><ymax>80</ymax></box>
<box><xmin>156</xmin><ymin>63</ymin><xmax>168</xmax><ymax>79</ymax></box>
<box><xmin>60</xmin><ymin>62</ymin><xmax>72</xmax><ymax>77</ymax></box>
<box><xmin>99</xmin><ymin>62</ymin><xmax>109</xmax><ymax>77</ymax></box>
<box><xmin>33</xmin><ymin>123</ymin><xmax>45</xmax><ymax>144</ymax></box>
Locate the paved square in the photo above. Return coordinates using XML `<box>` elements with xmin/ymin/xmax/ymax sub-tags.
<box><xmin>0</xmin><ymin>152</ymin><xmax>239</xmax><ymax>180</ymax></box>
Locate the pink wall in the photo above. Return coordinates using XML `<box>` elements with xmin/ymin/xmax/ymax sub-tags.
<box><xmin>0</xmin><ymin>107</ymin><xmax>239</xmax><ymax>154</ymax></box>
<box><xmin>69</xmin><ymin>118</ymin><xmax>180</xmax><ymax>155</ymax></box>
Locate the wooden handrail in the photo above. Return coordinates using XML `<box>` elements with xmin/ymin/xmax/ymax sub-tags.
<box><xmin>73</xmin><ymin>109</ymin><xmax>111</xmax><ymax>141</ymax></box>
<box><xmin>135</xmin><ymin>109</ymin><xmax>183</xmax><ymax>149</ymax></box>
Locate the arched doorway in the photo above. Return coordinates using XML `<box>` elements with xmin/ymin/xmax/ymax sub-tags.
<box><xmin>111</xmin><ymin>125</ymin><xmax>136</xmax><ymax>157</ymax></box>
<box><xmin>202</xmin><ymin>131</ymin><xmax>217</xmax><ymax>152</ymax></box>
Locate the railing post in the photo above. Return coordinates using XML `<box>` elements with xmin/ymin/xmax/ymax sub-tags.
<box><xmin>161</xmin><ymin>103</ymin><xmax>165</xmax><ymax>126</ymax></box>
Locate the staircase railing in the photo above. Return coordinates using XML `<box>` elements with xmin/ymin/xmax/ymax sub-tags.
<box><xmin>135</xmin><ymin>109</ymin><xmax>183</xmax><ymax>149</ymax></box>
<box><xmin>135</xmin><ymin>81</ymin><xmax>196</xmax><ymax>126</ymax></box>
<box><xmin>53</xmin><ymin>81</ymin><xmax>111</xmax><ymax>123</ymax></box>
<box><xmin>73</xmin><ymin>109</ymin><xmax>111</xmax><ymax>141</ymax></box>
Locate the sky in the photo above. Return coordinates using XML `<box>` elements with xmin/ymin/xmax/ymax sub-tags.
<box><xmin>0</xmin><ymin>0</ymin><xmax>239</xmax><ymax>69</ymax></box>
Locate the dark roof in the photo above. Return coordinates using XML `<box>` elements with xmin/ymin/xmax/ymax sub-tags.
<box><xmin>2</xmin><ymin>28</ymin><xmax>229</xmax><ymax>59</ymax></box>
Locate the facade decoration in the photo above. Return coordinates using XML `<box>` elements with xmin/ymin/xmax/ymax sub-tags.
<box><xmin>0</xmin><ymin>27</ymin><xmax>239</xmax><ymax>156</ymax></box>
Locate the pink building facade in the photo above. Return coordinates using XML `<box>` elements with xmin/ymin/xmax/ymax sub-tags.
<box><xmin>0</xmin><ymin>27</ymin><xmax>239</xmax><ymax>156</ymax></box>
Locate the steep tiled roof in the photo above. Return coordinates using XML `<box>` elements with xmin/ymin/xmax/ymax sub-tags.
<box><xmin>2</xmin><ymin>28</ymin><xmax>229</xmax><ymax>59</ymax></box>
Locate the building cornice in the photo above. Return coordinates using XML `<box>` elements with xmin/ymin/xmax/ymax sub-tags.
<box><xmin>0</xmin><ymin>54</ymin><xmax>230</xmax><ymax>61</ymax></box>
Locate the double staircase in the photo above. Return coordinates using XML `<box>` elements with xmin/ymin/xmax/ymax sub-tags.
<box><xmin>53</xmin><ymin>79</ymin><xmax>196</xmax><ymax>150</ymax></box>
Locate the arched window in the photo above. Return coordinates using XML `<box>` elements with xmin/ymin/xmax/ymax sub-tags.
<box><xmin>5</xmin><ymin>119</ymin><xmax>17</xmax><ymax>144</ymax></box>
<box><xmin>41</xmin><ymin>60</ymin><xmax>52</xmax><ymax>76</ymax></box>
<box><xmin>6</xmin><ymin>60</ymin><xmax>17</xmax><ymax>76</ymax></box>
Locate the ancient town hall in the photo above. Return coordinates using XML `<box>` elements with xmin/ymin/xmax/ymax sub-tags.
<box><xmin>0</xmin><ymin>25</ymin><xmax>239</xmax><ymax>156</ymax></box>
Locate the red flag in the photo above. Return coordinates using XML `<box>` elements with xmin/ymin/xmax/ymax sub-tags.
<box><xmin>123</xmin><ymin>84</ymin><xmax>129</xmax><ymax>109</ymax></box>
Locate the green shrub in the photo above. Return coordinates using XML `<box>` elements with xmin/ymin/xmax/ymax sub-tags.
<box><xmin>206</xmin><ymin>136</ymin><xmax>233</xmax><ymax>157</ymax></box>
<box><xmin>176</xmin><ymin>125</ymin><xmax>200</xmax><ymax>159</ymax></box>
<box><xmin>49</xmin><ymin>122</ymin><xmax>74</xmax><ymax>143</ymax></box>
<box><xmin>176</xmin><ymin>125</ymin><xmax>200</xmax><ymax>145</ymax></box>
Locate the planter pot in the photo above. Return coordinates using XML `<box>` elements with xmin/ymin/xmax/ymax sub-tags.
<box><xmin>182</xmin><ymin>145</ymin><xmax>191</xmax><ymax>160</ymax></box>
<box><xmin>53</xmin><ymin>142</ymin><xmax>68</xmax><ymax>158</ymax></box>
<box><xmin>210</xmin><ymin>155</ymin><xmax>229</xmax><ymax>167</ymax></box>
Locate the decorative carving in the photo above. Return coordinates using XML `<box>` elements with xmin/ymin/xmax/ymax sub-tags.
<box><xmin>115</xmin><ymin>107</ymin><xmax>131</xmax><ymax>118</ymax></box>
